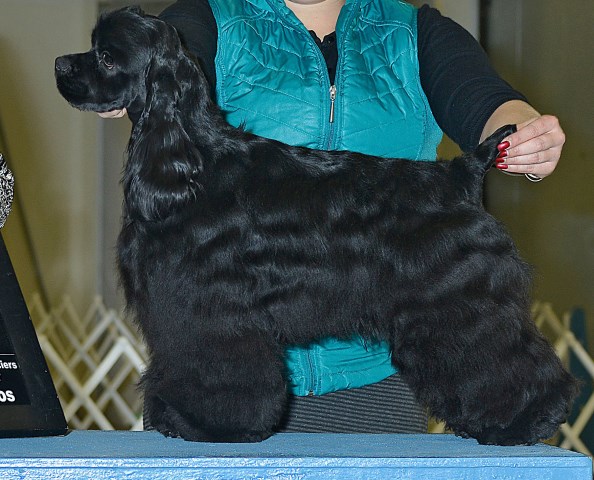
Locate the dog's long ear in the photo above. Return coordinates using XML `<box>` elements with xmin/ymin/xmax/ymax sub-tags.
<box><xmin>123</xmin><ymin>18</ymin><xmax>204</xmax><ymax>223</ymax></box>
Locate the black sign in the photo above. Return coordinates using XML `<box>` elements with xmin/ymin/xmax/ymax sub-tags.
<box><xmin>0</xmin><ymin>233</ymin><xmax>68</xmax><ymax>437</ymax></box>
<box><xmin>0</xmin><ymin>327</ymin><xmax>31</xmax><ymax>405</ymax></box>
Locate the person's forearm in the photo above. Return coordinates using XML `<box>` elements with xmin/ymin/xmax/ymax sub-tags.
<box><xmin>480</xmin><ymin>100</ymin><xmax>540</xmax><ymax>142</ymax></box>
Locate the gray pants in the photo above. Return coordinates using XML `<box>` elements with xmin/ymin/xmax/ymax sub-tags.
<box><xmin>277</xmin><ymin>374</ymin><xmax>427</xmax><ymax>433</ymax></box>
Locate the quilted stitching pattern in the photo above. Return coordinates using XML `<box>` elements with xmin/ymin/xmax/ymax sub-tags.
<box><xmin>213</xmin><ymin>0</ymin><xmax>441</xmax><ymax>158</ymax></box>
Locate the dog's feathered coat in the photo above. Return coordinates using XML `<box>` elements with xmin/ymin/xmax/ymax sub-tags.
<box><xmin>55</xmin><ymin>7</ymin><xmax>578</xmax><ymax>445</ymax></box>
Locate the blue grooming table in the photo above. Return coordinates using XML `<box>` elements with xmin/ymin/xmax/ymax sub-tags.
<box><xmin>0</xmin><ymin>431</ymin><xmax>590</xmax><ymax>479</ymax></box>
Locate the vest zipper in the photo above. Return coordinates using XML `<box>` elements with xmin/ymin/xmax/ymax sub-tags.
<box><xmin>305</xmin><ymin>346</ymin><xmax>318</xmax><ymax>396</ymax></box>
<box><xmin>329</xmin><ymin>85</ymin><xmax>336</xmax><ymax>123</ymax></box>
<box><xmin>326</xmin><ymin>84</ymin><xmax>337</xmax><ymax>149</ymax></box>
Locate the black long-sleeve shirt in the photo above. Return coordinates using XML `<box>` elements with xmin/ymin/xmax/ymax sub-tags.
<box><xmin>160</xmin><ymin>1</ymin><xmax>527</xmax><ymax>151</ymax></box>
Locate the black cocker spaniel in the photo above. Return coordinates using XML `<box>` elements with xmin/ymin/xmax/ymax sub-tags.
<box><xmin>55</xmin><ymin>6</ymin><xmax>577</xmax><ymax>445</ymax></box>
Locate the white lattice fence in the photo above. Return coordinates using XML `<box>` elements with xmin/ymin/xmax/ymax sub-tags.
<box><xmin>29</xmin><ymin>295</ymin><xmax>147</xmax><ymax>431</ymax></box>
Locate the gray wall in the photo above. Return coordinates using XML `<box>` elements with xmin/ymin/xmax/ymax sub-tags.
<box><xmin>483</xmin><ymin>0</ymin><xmax>594</xmax><ymax>332</ymax></box>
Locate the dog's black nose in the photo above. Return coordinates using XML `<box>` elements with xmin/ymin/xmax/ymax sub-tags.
<box><xmin>55</xmin><ymin>56</ymin><xmax>72</xmax><ymax>74</ymax></box>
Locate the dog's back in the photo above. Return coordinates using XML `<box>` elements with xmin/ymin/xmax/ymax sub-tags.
<box><xmin>207</xmin><ymin>124</ymin><xmax>516</xmax><ymax>216</ymax></box>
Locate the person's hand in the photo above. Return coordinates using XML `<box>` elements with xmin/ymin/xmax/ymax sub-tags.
<box><xmin>98</xmin><ymin>108</ymin><xmax>127</xmax><ymax>118</ymax></box>
<box><xmin>495</xmin><ymin>115</ymin><xmax>565</xmax><ymax>181</ymax></box>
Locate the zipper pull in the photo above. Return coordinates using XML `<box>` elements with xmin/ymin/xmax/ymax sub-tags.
<box><xmin>329</xmin><ymin>85</ymin><xmax>336</xmax><ymax>123</ymax></box>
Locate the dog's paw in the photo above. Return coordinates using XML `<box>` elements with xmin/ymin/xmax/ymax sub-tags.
<box><xmin>454</xmin><ymin>417</ymin><xmax>557</xmax><ymax>446</ymax></box>
<box><xmin>464</xmin><ymin>427</ymin><xmax>536</xmax><ymax>447</ymax></box>
<box><xmin>144</xmin><ymin>394</ymin><xmax>274</xmax><ymax>442</ymax></box>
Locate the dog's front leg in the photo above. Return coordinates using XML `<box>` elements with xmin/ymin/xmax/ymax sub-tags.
<box><xmin>142</xmin><ymin>328</ymin><xmax>287</xmax><ymax>442</ymax></box>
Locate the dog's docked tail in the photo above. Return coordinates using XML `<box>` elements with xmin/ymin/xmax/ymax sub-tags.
<box><xmin>451</xmin><ymin>124</ymin><xmax>516</xmax><ymax>202</ymax></box>
<box><xmin>475</xmin><ymin>123</ymin><xmax>516</xmax><ymax>171</ymax></box>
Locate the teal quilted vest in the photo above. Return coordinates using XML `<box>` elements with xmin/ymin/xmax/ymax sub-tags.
<box><xmin>209</xmin><ymin>0</ymin><xmax>442</xmax><ymax>396</ymax></box>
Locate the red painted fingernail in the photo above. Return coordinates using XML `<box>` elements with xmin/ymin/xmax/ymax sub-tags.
<box><xmin>497</xmin><ymin>150</ymin><xmax>508</xmax><ymax>158</ymax></box>
<box><xmin>497</xmin><ymin>141</ymin><xmax>510</xmax><ymax>151</ymax></box>
<box><xmin>496</xmin><ymin>163</ymin><xmax>508</xmax><ymax>170</ymax></box>
<box><xmin>496</xmin><ymin>158</ymin><xmax>506</xmax><ymax>164</ymax></box>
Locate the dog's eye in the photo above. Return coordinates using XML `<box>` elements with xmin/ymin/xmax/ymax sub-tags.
<box><xmin>100</xmin><ymin>51</ymin><xmax>114</xmax><ymax>69</ymax></box>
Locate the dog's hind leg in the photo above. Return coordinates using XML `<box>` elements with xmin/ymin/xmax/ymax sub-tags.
<box><xmin>142</xmin><ymin>327</ymin><xmax>287</xmax><ymax>442</ymax></box>
<box><xmin>389</xmin><ymin>250</ymin><xmax>577</xmax><ymax>445</ymax></box>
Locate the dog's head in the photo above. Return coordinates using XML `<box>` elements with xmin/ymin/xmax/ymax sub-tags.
<box><xmin>55</xmin><ymin>6</ymin><xmax>184</xmax><ymax>117</ymax></box>
<box><xmin>56</xmin><ymin>6</ymin><xmax>148</xmax><ymax>114</ymax></box>
<box><xmin>56</xmin><ymin>6</ymin><xmax>210</xmax><ymax>222</ymax></box>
